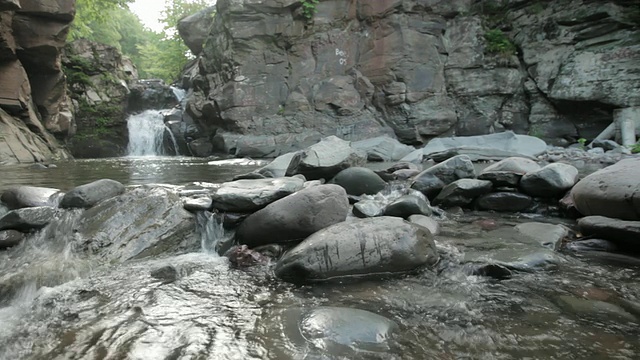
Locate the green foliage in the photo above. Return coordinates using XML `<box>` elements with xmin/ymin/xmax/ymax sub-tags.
<box><xmin>63</xmin><ymin>55</ymin><xmax>96</xmax><ymax>89</ymax></box>
<box><xmin>577</xmin><ymin>138</ymin><xmax>587</xmax><ymax>149</ymax></box>
<box><xmin>300</xmin><ymin>0</ymin><xmax>319</xmax><ymax>20</ymax></box>
<box><xmin>631</xmin><ymin>141</ymin><xmax>640</xmax><ymax>154</ymax></box>
<box><xmin>70</xmin><ymin>0</ymin><xmax>133</xmax><ymax>40</ymax></box>
<box><xmin>484</xmin><ymin>29</ymin><xmax>517</xmax><ymax>57</ymax></box>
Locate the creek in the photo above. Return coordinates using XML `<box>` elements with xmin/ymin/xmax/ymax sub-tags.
<box><xmin>0</xmin><ymin>158</ymin><xmax>639</xmax><ymax>359</ymax></box>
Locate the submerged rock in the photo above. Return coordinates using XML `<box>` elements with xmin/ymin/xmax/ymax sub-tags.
<box><xmin>0</xmin><ymin>185</ymin><xmax>63</xmax><ymax>209</ymax></box>
<box><xmin>211</xmin><ymin>177</ymin><xmax>304</xmax><ymax>212</ymax></box>
<box><xmin>237</xmin><ymin>185</ymin><xmax>349</xmax><ymax>248</ymax></box>
<box><xmin>225</xmin><ymin>245</ymin><xmax>268</xmax><ymax>267</ymax></box>
<box><xmin>275</xmin><ymin>217</ymin><xmax>439</xmax><ymax>283</ymax></box>
<box><xmin>60</xmin><ymin>179</ymin><xmax>125</xmax><ymax>209</ymax></box>
<box><xmin>0</xmin><ymin>229</ymin><xmax>24</xmax><ymax>249</ymax></box>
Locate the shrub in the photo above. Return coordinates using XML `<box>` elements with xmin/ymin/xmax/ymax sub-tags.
<box><xmin>484</xmin><ymin>29</ymin><xmax>517</xmax><ymax>57</ymax></box>
<box><xmin>300</xmin><ymin>0</ymin><xmax>319</xmax><ymax>20</ymax></box>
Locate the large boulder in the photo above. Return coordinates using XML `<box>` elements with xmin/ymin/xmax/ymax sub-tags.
<box><xmin>236</xmin><ymin>184</ymin><xmax>349</xmax><ymax>248</ymax></box>
<box><xmin>571</xmin><ymin>158</ymin><xmax>640</xmax><ymax>221</ymax></box>
<box><xmin>351</xmin><ymin>136</ymin><xmax>415</xmax><ymax>162</ymax></box>
<box><xmin>275</xmin><ymin>217</ymin><xmax>439</xmax><ymax>283</ymax></box>
<box><xmin>520</xmin><ymin>163</ymin><xmax>578</xmax><ymax>198</ymax></box>
<box><xmin>433</xmin><ymin>179</ymin><xmax>493</xmax><ymax>208</ymax></box>
<box><xmin>288</xmin><ymin>136</ymin><xmax>367</xmax><ymax>180</ymax></box>
<box><xmin>1</xmin><ymin>185</ymin><xmax>62</xmax><ymax>209</ymax></box>
<box><xmin>329</xmin><ymin>167</ymin><xmax>386</xmax><ymax>196</ymax></box>
<box><xmin>176</xmin><ymin>6</ymin><xmax>216</xmax><ymax>55</ymax></box>
<box><xmin>0</xmin><ymin>206</ymin><xmax>57</xmax><ymax>232</ymax></box>
<box><xmin>75</xmin><ymin>187</ymin><xmax>196</xmax><ymax>262</ymax></box>
<box><xmin>411</xmin><ymin>155</ymin><xmax>475</xmax><ymax>197</ymax></box>
<box><xmin>59</xmin><ymin>179</ymin><xmax>125</xmax><ymax>209</ymax></box>
<box><xmin>211</xmin><ymin>177</ymin><xmax>304</xmax><ymax>212</ymax></box>
<box><xmin>419</xmin><ymin>132</ymin><xmax>547</xmax><ymax>160</ymax></box>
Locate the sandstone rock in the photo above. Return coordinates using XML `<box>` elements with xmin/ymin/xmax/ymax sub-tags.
<box><xmin>433</xmin><ymin>179</ymin><xmax>493</xmax><ymax>208</ymax></box>
<box><xmin>408</xmin><ymin>214</ymin><xmax>440</xmax><ymax>236</ymax></box>
<box><xmin>329</xmin><ymin>167</ymin><xmax>386</xmax><ymax>196</ymax></box>
<box><xmin>384</xmin><ymin>195</ymin><xmax>432</xmax><ymax>218</ymax></box>
<box><xmin>0</xmin><ymin>206</ymin><xmax>57</xmax><ymax>232</ymax></box>
<box><xmin>60</xmin><ymin>179</ymin><xmax>125</xmax><ymax>209</ymax></box>
<box><xmin>351</xmin><ymin>136</ymin><xmax>415</xmax><ymax>162</ymax></box>
<box><xmin>476</xmin><ymin>192</ymin><xmax>533</xmax><ymax>212</ymax></box>
<box><xmin>275</xmin><ymin>217</ymin><xmax>439</xmax><ymax>283</ymax></box>
<box><xmin>177</xmin><ymin>6</ymin><xmax>216</xmax><ymax>55</ymax></box>
<box><xmin>1</xmin><ymin>185</ymin><xmax>62</xmax><ymax>209</ymax></box>
<box><xmin>76</xmin><ymin>187</ymin><xmax>196</xmax><ymax>262</ymax></box>
<box><xmin>0</xmin><ymin>229</ymin><xmax>24</xmax><ymax>249</ymax></box>
<box><xmin>578</xmin><ymin>216</ymin><xmax>640</xmax><ymax>251</ymax></box>
<box><xmin>520</xmin><ymin>163</ymin><xmax>578</xmax><ymax>198</ymax></box>
<box><xmin>289</xmin><ymin>136</ymin><xmax>367</xmax><ymax>180</ymax></box>
<box><xmin>571</xmin><ymin>158</ymin><xmax>640</xmax><ymax>221</ymax></box>
<box><xmin>236</xmin><ymin>184</ymin><xmax>349</xmax><ymax>248</ymax></box>
<box><xmin>212</xmin><ymin>177</ymin><xmax>304</xmax><ymax>212</ymax></box>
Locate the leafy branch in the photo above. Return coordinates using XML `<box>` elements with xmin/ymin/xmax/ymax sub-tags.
<box><xmin>300</xmin><ymin>0</ymin><xmax>319</xmax><ymax>20</ymax></box>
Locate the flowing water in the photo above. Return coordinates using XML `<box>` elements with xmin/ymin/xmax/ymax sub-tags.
<box><xmin>127</xmin><ymin>111</ymin><xmax>179</xmax><ymax>156</ymax></box>
<box><xmin>0</xmin><ymin>159</ymin><xmax>639</xmax><ymax>359</ymax></box>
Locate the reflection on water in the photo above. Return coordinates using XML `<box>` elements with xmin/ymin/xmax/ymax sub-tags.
<box><xmin>0</xmin><ymin>157</ymin><xmax>266</xmax><ymax>192</ymax></box>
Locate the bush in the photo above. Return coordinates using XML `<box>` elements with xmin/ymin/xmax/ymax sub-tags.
<box><xmin>484</xmin><ymin>29</ymin><xmax>517</xmax><ymax>57</ymax></box>
<box><xmin>300</xmin><ymin>0</ymin><xmax>319</xmax><ymax>20</ymax></box>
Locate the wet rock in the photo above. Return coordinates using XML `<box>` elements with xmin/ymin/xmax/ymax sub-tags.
<box><xmin>433</xmin><ymin>179</ymin><xmax>492</xmax><ymax>208</ymax></box>
<box><xmin>0</xmin><ymin>229</ymin><xmax>24</xmax><ymax>249</ymax></box>
<box><xmin>211</xmin><ymin>177</ymin><xmax>304</xmax><ymax>212</ymax></box>
<box><xmin>481</xmin><ymin>157</ymin><xmax>541</xmax><ymax>174</ymax></box>
<box><xmin>60</xmin><ymin>179</ymin><xmax>125</xmax><ymax>209</ymax></box>
<box><xmin>0</xmin><ymin>206</ymin><xmax>57</xmax><ymax>232</ymax></box>
<box><xmin>75</xmin><ymin>186</ymin><xmax>196</xmax><ymax>262</ymax></box>
<box><xmin>555</xmin><ymin>295</ymin><xmax>636</xmax><ymax>322</ymax></box>
<box><xmin>0</xmin><ymin>185</ymin><xmax>62</xmax><ymax>209</ymax></box>
<box><xmin>476</xmin><ymin>192</ymin><xmax>533</xmax><ymax>212</ymax></box>
<box><xmin>275</xmin><ymin>217</ymin><xmax>439</xmax><ymax>283</ymax></box>
<box><xmin>329</xmin><ymin>167</ymin><xmax>386</xmax><ymax>196</ymax></box>
<box><xmin>393</xmin><ymin>169</ymin><xmax>420</xmax><ymax>180</ymax></box>
<box><xmin>225</xmin><ymin>245</ymin><xmax>268</xmax><ymax>267</ymax></box>
<box><xmin>516</xmin><ymin>222</ymin><xmax>570</xmax><ymax>251</ymax></box>
<box><xmin>182</xmin><ymin>197</ymin><xmax>213</xmax><ymax>212</ymax></box>
<box><xmin>520</xmin><ymin>163</ymin><xmax>578</xmax><ymax>198</ymax></box>
<box><xmin>565</xmin><ymin>239</ymin><xmax>619</xmax><ymax>253</ymax></box>
<box><xmin>410</xmin><ymin>172</ymin><xmax>446</xmax><ymax>199</ymax></box>
<box><xmin>572</xmin><ymin>251</ymin><xmax>640</xmax><ymax>267</ymax></box>
<box><xmin>253</xmin><ymin>244</ymin><xmax>285</xmax><ymax>259</ymax></box>
<box><xmin>353</xmin><ymin>200</ymin><xmax>385</xmax><ymax>218</ymax></box>
<box><xmin>465</xmin><ymin>263</ymin><xmax>513</xmax><ymax>280</ymax></box>
<box><xmin>232</xmin><ymin>172</ymin><xmax>267</xmax><ymax>181</ymax></box>
<box><xmin>351</xmin><ymin>136</ymin><xmax>414</xmax><ymax>162</ymax></box>
<box><xmin>150</xmin><ymin>265</ymin><xmax>179</xmax><ymax>284</ymax></box>
<box><xmin>237</xmin><ymin>185</ymin><xmax>349</xmax><ymax>248</ymax></box>
<box><xmin>578</xmin><ymin>216</ymin><xmax>640</xmax><ymax>251</ymax></box>
<box><xmin>408</xmin><ymin>214</ymin><xmax>440</xmax><ymax>235</ymax></box>
<box><xmin>559</xmin><ymin>191</ymin><xmax>582</xmax><ymax>218</ymax></box>
<box><xmin>222</xmin><ymin>212</ymin><xmax>250</xmax><ymax>229</ymax></box>
<box><xmin>256</xmin><ymin>151</ymin><xmax>301</xmax><ymax>178</ymax></box>
<box><xmin>477</xmin><ymin>171</ymin><xmax>522</xmax><ymax>187</ymax></box>
<box><xmin>571</xmin><ymin>158</ymin><xmax>640</xmax><ymax>221</ymax></box>
<box><xmin>505</xmin><ymin>251</ymin><xmax>562</xmax><ymax>272</ymax></box>
<box><xmin>384</xmin><ymin>195</ymin><xmax>432</xmax><ymax>218</ymax></box>
<box><xmin>288</xmin><ymin>136</ymin><xmax>367</xmax><ymax>180</ymax></box>
<box><xmin>384</xmin><ymin>162</ymin><xmax>420</xmax><ymax>173</ymax></box>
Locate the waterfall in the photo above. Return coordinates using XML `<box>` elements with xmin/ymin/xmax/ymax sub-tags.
<box><xmin>127</xmin><ymin>110</ymin><xmax>177</xmax><ymax>156</ymax></box>
<box><xmin>196</xmin><ymin>212</ymin><xmax>234</xmax><ymax>256</ymax></box>
<box><xmin>170</xmin><ymin>86</ymin><xmax>187</xmax><ymax>108</ymax></box>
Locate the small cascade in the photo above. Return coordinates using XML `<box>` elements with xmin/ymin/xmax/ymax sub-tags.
<box><xmin>127</xmin><ymin>110</ymin><xmax>176</xmax><ymax>156</ymax></box>
<box><xmin>196</xmin><ymin>211</ymin><xmax>234</xmax><ymax>255</ymax></box>
<box><xmin>170</xmin><ymin>86</ymin><xmax>187</xmax><ymax>107</ymax></box>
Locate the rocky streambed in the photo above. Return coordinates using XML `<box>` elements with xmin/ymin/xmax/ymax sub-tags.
<box><xmin>0</xmin><ymin>136</ymin><xmax>639</xmax><ymax>359</ymax></box>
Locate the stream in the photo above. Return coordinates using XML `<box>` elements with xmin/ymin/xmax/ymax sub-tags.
<box><xmin>0</xmin><ymin>157</ymin><xmax>639</xmax><ymax>359</ymax></box>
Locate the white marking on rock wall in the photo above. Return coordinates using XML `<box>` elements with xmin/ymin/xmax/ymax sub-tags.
<box><xmin>335</xmin><ymin>48</ymin><xmax>348</xmax><ymax>65</ymax></box>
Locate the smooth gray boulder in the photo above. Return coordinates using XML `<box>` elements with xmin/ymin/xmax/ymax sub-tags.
<box><xmin>0</xmin><ymin>206</ymin><xmax>57</xmax><ymax>232</ymax></box>
<box><xmin>578</xmin><ymin>216</ymin><xmax>640</xmax><ymax>251</ymax></box>
<box><xmin>420</xmin><ymin>132</ymin><xmax>547</xmax><ymax>160</ymax></box>
<box><xmin>520</xmin><ymin>163</ymin><xmax>578</xmax><ymax>198</ymax></box>
<box><xmin>433</xmin><ymin>179</ymin><xmax>493</xmax><ymax>208</ymax></box>
<box><xmin>288</xmin><ymin>136</ymin><xmax>367</xmax><ymax>180</ymax></box>
<box><xmin>352</xmin><ymin>136</ymin><xmax>415</xmax><ymax>162</ymax></box>
<box><xmin>275</xmin><ymin>217</ymin><xmax>439</xmax><ymax>283</ymax></box>
<box><xmin>236</xmin><ymin>185</ymin><xmax>349</xmax><ymax>248</ymax></box>
<box><xmin>384</xmin><ymin>195</ymin><xmax>432</xmax><ymax>218</ymax></box>
<box><xmin>408</xmin><ymin>214</ymin><xmax>440</xmax><ymax>235</ymax></box>
<box><xmin>410</xmin><ymin>172</ymin><xmax>446</xmax><ymax>198</ymax></box>
<box><xmin>212</xmin><ymin>177</ymin><xmax>304</xmax><ymax>212</ymax></box>
<box><xmin>571</xmin><ymin>158</ymin><xmax>640</xmax><ymax>221</ymax></box>
<box><xmin>182</xmin><ymin>197</ymin><xmax>213</xmax><ymax>212</ymax></box>
<box><xmin>0</xmin><ymin>230</ymin><xmax>24</xmax><ymax>249</ymax></box>
<box><xmin>329</xmin><ymin>167</ymin><xmax>386</xmax><ymax>196</ymax></box>
<box><xmin>0</xmin><ymin>186</ymin><xmax>63</xmax><ymax>209</ymax></box>
<box><xmin>60</xmin><ymin>179</ymin><xmax>125</xmax><ymax>209</ymax></box>
<box><xmin>76</xmin><ymin>187</ymin><xmax>196</xmax><ymax>262</ymax></box>
<box><xmin>476</xmin><ymin>192</ymin><xmax>533</xmax><ymax>212</ymax></box>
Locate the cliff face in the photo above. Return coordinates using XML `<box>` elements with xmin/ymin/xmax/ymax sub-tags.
<box><xmin>0</xmin><ymin>0</ymin><xmax>75</xmax><ymax>164</ymax></box>
<box><xmin>180</xmin><ymin>0</ymin><xmax>640</xmax><ymax>157</ymax></box>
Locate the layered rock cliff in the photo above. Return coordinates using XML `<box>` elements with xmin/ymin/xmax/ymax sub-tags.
<box><xmin>0</xmin><ymin>0</ymin><xmax>75</xmax><ymax>164</ymax></box>
<box><xmin>179</xmin><ymin>0</ymin><xmax>640</xmax><ymax>157</ymax></box>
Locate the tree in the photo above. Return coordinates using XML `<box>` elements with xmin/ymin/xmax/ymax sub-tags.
<box><xmin>70</xmin><ymin>0</ymin><xmax>133</xmax><ymax>40</ymax></box>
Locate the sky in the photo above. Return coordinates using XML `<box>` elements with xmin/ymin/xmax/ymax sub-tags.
<box><xmin>129</xmin><ymin>0</ymin><xmax>168</xmax><ymax>33</ymax></box>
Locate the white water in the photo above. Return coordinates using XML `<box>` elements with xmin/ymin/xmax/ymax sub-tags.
<box><xmin>127</xmin><ymin>110</ymin><xmax>176</xmax><ymax>156</ymax></box>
